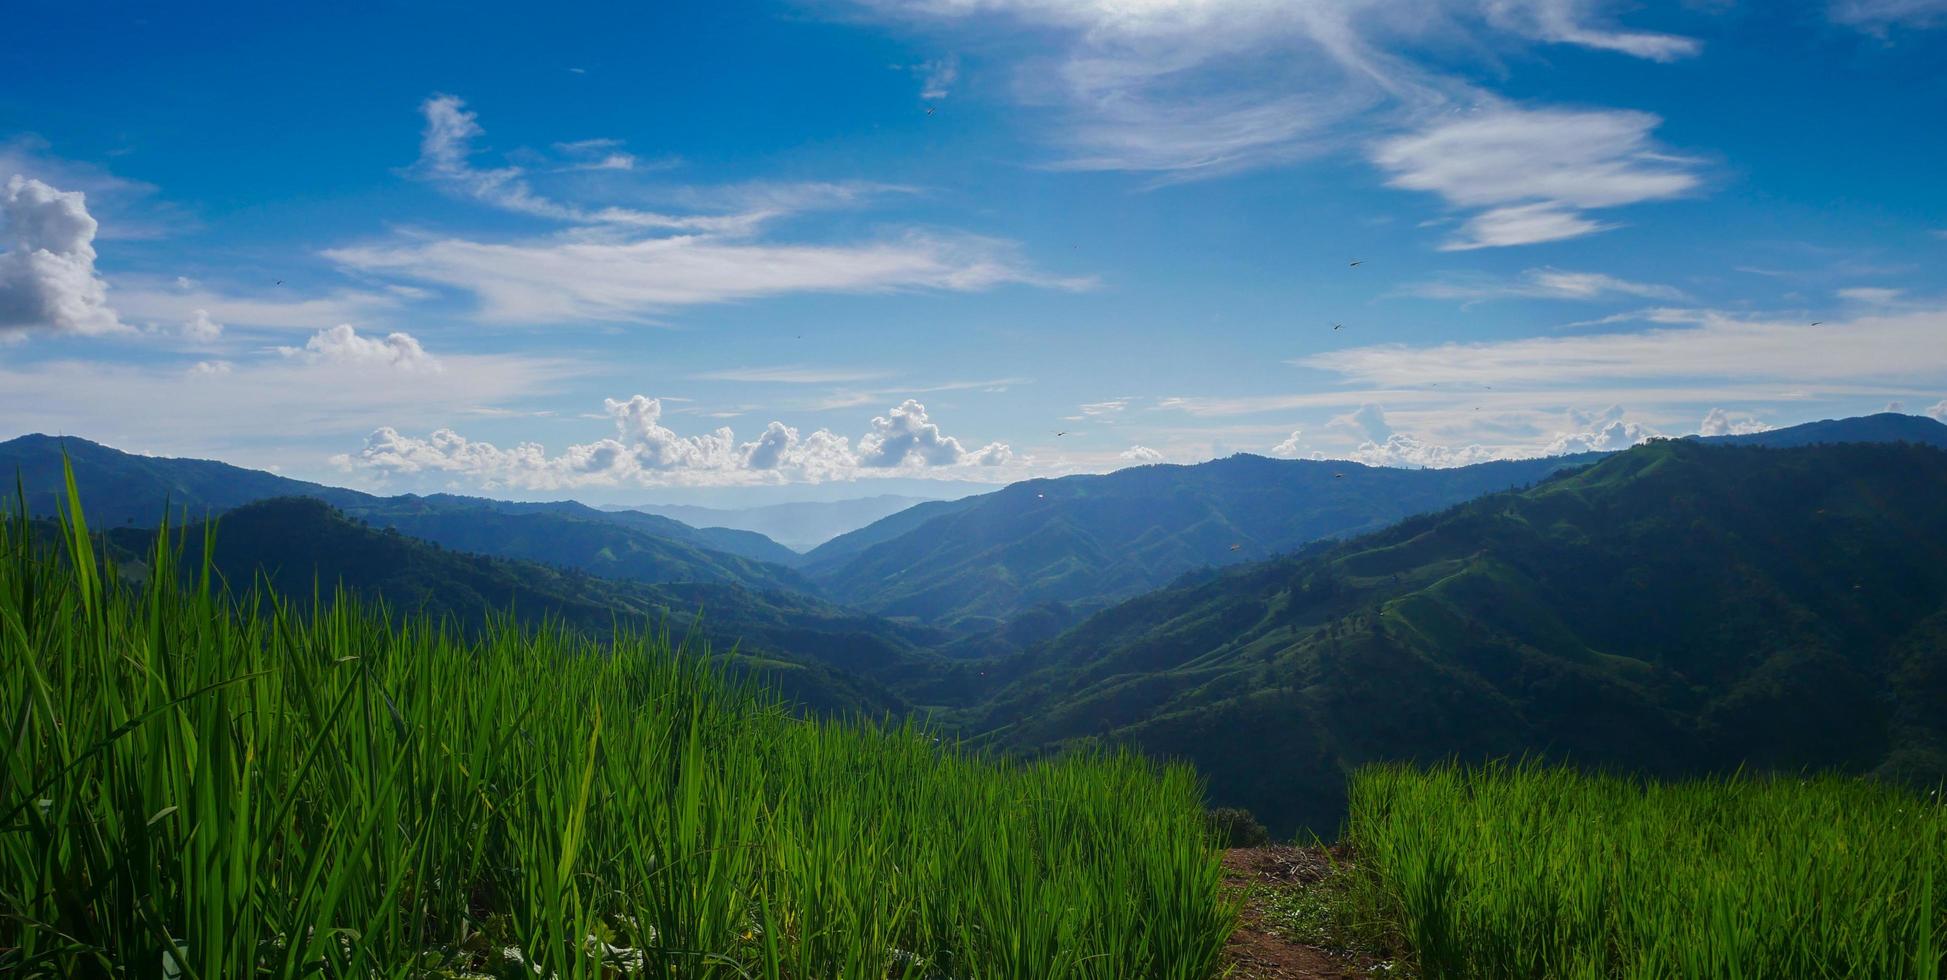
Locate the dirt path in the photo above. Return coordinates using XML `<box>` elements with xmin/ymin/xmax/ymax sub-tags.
<box><xmin>1219</xmin><ymin>846</ymin><xmax>1370</xmax><ymax>979</ymax></box>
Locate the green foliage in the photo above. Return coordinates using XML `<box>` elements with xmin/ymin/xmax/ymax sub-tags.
<box><xmin>1204</xmin><ymin>807</ymin><xmax>1270</xmax><ymax>848</ymax></box>
<box><xmin>0</xmin><ymin>471</ymin><xmax>1234</xmax><ymax>978</ymax></box>
<box><xmin>1345</xmin><ymin>762</ymin><xmax>1947</xmax><ymax>979</ymax></box>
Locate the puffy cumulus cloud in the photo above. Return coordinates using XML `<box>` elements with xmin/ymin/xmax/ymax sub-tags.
<box><xmin>1351</xmin><ymin>433</ymin><xmax>1502</xmax><ymax>468</ymax></box>
<box><xmin>1120</xmin><ymin>445</ymin><xmax>1166</xmax><ymax>463</ymax></box>
<box><xmin>279</xmin><ymin>324</ymin><xmax>441</xmax><ymax>371</ymax></box>
<box><xmin>1270</xmin><ymin>429</ymin><xmax>1307</xmax><ymax>457</ymax></box>
<box><xmin>1928</xmin><ymin>399</ymin><xmax>1947</xmax><ymax>423</ymax></box>
<box><xmin>1698</xmin><ymin>407</ymin><xmax>1770</xmax><ymax>437</ymax></box>
<box><xmin>0</xmin><ymin>175</ymin><xmax>123</xmax><ymax>335</ymax></box>
<box><xmin>1372</xmin><ymin>106</ymin><xmax>1701</xmax><ymax>250</ymax></box>
<box><xmin>1541</xmin><ymin>405</ymin><xmax>1656</xmax><ymax>454</ymax></box>
<box><xmin>1330</xmin><ymin>404</ymin><xmax>1656</xmax><ymax>469</ymax></box>
<box><xmin>187</xmin><ymin>359</ymin><xmax>233</xmax><ymax>377</ymax></box>
<box><xmin>181</xmin><ymin>308</ymin><xmax>223</xmax><ymax>342</ymax></box>
<box><xmin>337</xmin><ymin>397</ymin><xmax>1007</xmax><ymax>489</ymax></box>
<box><xmin>1328</xmin><ymin>403</ymin><xmax>1395</xmax><ymax>442</ymax></box>
<box><xmin>858</xmin><ymin>399</ymin><xmax>1011</xmax><ymax>469</ymax></box>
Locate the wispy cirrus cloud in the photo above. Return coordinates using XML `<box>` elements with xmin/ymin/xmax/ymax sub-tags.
<box><xmin>1373</xmin><ymin>106</ymin><xmax>1702</xmax><ymax>249</ymax></box>
<box><xmin>1411</xmin><ymin>267</ymin><xmax>1686</xmax><ymax>304</ymax></box>
<box><xmin>1830</xmin><ymin>0</ymin><xmax>1947</xmax><ymax>33</ymax></box>
<box><xmin>1297</xmin><ymin>307</ymin><xmax>1947</xmax><ymax>388</ymax></box>
<box><xmin>331</xmin><ymin>97</ymin><xmax>1085</xmax><ymax>322</ymax></box>
<box><xmin>837</xmin><ymin>0</ymin><xmax>1700</xmax><ymax>185</ymax></box>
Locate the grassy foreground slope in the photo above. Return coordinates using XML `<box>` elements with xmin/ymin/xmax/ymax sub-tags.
<box><xmin>1343</xmin><ymin>763</ymin><xmax>1945</xmax><ymax>978</ymax></box>
<box><xmin>0</xmin><ymin>487</ymin><xmax>1232</xmax><ymax>978</ymax></box>
<box><xmin>98</xmin><ymin>496</ymin><xmax>934</xmax><ymax>716</ymax></box>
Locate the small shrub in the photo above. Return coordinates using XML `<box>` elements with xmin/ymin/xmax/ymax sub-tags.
<box><xmin>1206</xmin><ymin>806</ymin><xmax>1271</xmax><ymax>848</ymax></box>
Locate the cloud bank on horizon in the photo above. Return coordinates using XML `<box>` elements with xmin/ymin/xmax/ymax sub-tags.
<box><xmin>0</xmin><ymin>0</ymin><xmax>1943</xmax><ymax>500</ymax></box>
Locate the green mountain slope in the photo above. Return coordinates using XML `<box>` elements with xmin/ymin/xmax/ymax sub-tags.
<box><xmin>1</xmin><ymin>434</ymin><xmax>804</xmax><ymax>590</ymax></box>
<box><xmin>809</xmin><ymin>453</ymin><xmax>1605</xmax><ymax>631</ymax></box>
<box><xmin>103</xmin><ymin>497</ymin><xmax>935</xmax><ymax>715</ymax></box>
<box><xmin>981</xmin><ymin>440</ymin><xmax>1947</xmax><ymax>835</ymax></box>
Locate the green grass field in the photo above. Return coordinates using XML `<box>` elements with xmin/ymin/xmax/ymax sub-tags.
<box><xmin>0</xmin><ymin>474</ymin><xmax>1234</xmax><ymax>978</ymax></box>
<box><xmin>1343</xmin><ymin>762</ymin><xmax>1946</xmax><ymax>979</ymax></box>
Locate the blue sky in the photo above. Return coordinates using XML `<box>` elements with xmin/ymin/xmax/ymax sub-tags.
<box><xmin>2</xmin><ymin>0</ymin><xmax>1944</xmax><ymax>505</ymax></box>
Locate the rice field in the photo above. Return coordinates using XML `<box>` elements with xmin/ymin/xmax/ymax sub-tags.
<box><xmin>0</xmin><ymin>472</ymin><xmax>1234</xmax><ymax>978</ymax></box>
<box><xmin>1345</xmin><ymin>761</ymin><xmax>1947</xmax><ymax>979</ymax></box>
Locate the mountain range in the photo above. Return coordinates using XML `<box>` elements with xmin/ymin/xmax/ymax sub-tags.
<box><xmin>971</xmin><ymin>437</ymin><xmax>1947</xmax><ymax>834</ymax></box>
<box><xmin>1</xmin><ymin>434</ymin><xmax>805</xmax><ymax>591</ymax></box>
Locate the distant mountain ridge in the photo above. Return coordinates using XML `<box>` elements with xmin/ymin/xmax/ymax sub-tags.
<box><xmin>0</xmin><ymin>434</ymin><xmax>804</xmax><ymax>592</ymax></box>
<box><xmin>803</xmin><ymin>453</ymin><xmax>1609</xmax><ymax>633</ymax></box>
<box><xmin>976</xmin><ymin>438</ymin><xmax>1947</xmax><ymax>835</ymax></box>
<box><xmin>800</xmin><ymin>413</ymin><xmax>1947</xmax><ymax>637</ymax></box>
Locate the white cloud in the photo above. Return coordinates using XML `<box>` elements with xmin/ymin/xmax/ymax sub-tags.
<box><xmin>1483</xmin><ymin>0</ymin><xmax>1701</xmax><ymax>60</ymax></box>
<box><xmin>1079</xmin><ymin>399</ymin><xmax>1129</xmax><ymax>416</ymax></box>
<box><xmin>1373</xmin><ymin>106</ymin><xmax>1701</xmax><ymax>249</ymax></box>
<box><xmin>1299</xmin><ymin>308</ymin><xmax>1947</xmax><ymax>388</ymax></box>
<box><xmin>917</xmin><ymin>55</ymin><xmax>960</xmax><ymax>99</ymax></box>
<box><xmin>1329</xmin><ymin>403</ymin><xmax>1395</xmax><ymax>442</ymax></box>
<box><xmin>109</xmin><ymin>274</ymin><xmax>409</xmax><ymax>332</ymax></box>
<box><xmin>1270</xmin><ymin>429</ymin><xmax>1306</xmax><ymax>457</ymax></box>
<box><xmin>1830</xmin><ymin>0</ymin><xmax>1947</xmax><ymax>32</ymax></box>
<box><xmin>1697</xmin><ymin>407</ymin><xmax>1769</xmax><ymax>437</ymax></box>
<box><xmin>328</xmin><ymin>230</ymin><xmax>1078</xmax><ymax>322</ymax></box>
<box><xmin>843</xmin><ymin>1</ymin><xmax>1699</xmax><ymax>181</ymax></box>
<box><xmin>181</xmin><ymin>308</ymin><xmax>223</xmax><ymax>342</ymax></box>
<box><xmin>1120</xmin><ymin>444</ymin><xmax>1166</xmax><ymax>463</ymax></box>
<box><xmin>0</xmin><ymin>350</ymin><xmax>576</xmax><ymax>454</ymax></box>
<box><xmin>1837</xmin><ymin>286</ymin><xmax>1904</xmax><ymax>305</ymax></box>
<box><xmin>1927</xmin><ymin>399</ymin><xmax>1947</xmax><ymax>422</ymax></box>
<box><xmin>1414</xmin><ymin>267</ymin><xmax>1685</xmax><ymax>303</ymax></box>
<box><xmin>188</xmin><ymin>359</ymin><xmax>233</xmax><ymax>376</ymax></box>
<box><xmin>1334</xmin><ymin>404</ymin><xmax>1653</xmax><ymax>468</ymax></box>
<box><xmin>553</xmin><ymin>138</ymin><xmax>638</xmax><ymax>172</ymax></box>
<box><xmin>336</xmin><ymin>397</ymin><xmax>1011</xmax><ymax>489</ymax></box>
<box><xmin>1539</xmin><ymin>405</ymin><xmax>1656</xmax><ymax>453</ymax></box>
<box><xmin>859</xmin><ymin>398</ymin><xmax>1006</xmax><ymax>468</ymax></box>
<box><xmin>0</xmin><ymin>175</ymin><xmax>124</xmax><ymax>335</ymax></box>
<box><xmin>412</xmin><ymin>95</ymin><xmax>892</xmax><ymax>235</ymax></box>
<box><xmin>1351</xmin><ymin>432</ymin><xmax>1503</xmax><ymax>468</ymax></box>
<box><xmin>333</xmin><ymin>93</ymin><xmax>1083</xmax><ymax>320</ymax></box>
<box><xmin>278</xmin><ymin>324</ymin><xmax>442</xmax><ymax>371</ymax></box>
